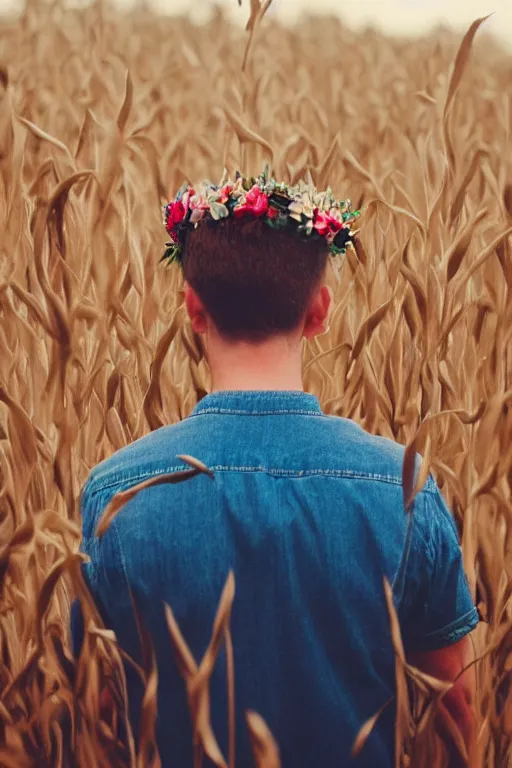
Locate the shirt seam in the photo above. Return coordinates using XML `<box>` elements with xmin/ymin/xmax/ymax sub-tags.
<box><xmin>403</xmin><ymin>607</ymin><xmax>479</xmax><ymax>651</ymax></box>
<box><xmin>391</xmin><ymin>496</ymin><xmax>419</xmax><ymax>604</ymax></box>
<box><xmin>111</xmin><ymin>518</ymin><xmax>131</xmax><ymax>600</ymax></box>
<box><xmin>87</xmin><ymin>465</ymin><xmax>437</xmax><ymax>496</ymax></box>
<box><xmin>418</xmin><ymin>607</ymin><xmax>479</xmax><ymax>641</ymax></box>
<box><xmin>190</xmin><ymin>408</ymin><xmax>325</xmax><ymax>417</ymax></box>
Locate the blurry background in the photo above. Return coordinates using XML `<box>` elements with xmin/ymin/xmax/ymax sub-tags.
<box><xmin>164</xmin><ymin>0</ymin><xmax>511</xmax><ymax>49</ymax></box>
<box><xmin>1</xmin><ymin>0</ymin><xmax>512</xmax><ymax>765</ymax></box>
<box><xmin>1</xmin><ymin>0</ymin><xmax>510</xmax><ymax>50</ymax></box>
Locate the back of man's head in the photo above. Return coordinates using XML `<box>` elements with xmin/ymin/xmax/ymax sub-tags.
<box><xmin>181</xmin><ymin>216</ymin><xmax>329</xmax><ymax>343</ymax></box>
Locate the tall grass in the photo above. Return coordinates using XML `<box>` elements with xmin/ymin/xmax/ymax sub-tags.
<box><xmin>0</xmin><ymin>0</ymin><xmax>511</xmax><ymax>764</ymax></box>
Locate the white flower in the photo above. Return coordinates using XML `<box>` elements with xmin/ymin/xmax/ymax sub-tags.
<box><xmin>190</xmin><ymin>208</ymin><xmax>205</xmax><ymax>223</ymax></box>
<box><xmin>230</xmin><ymin>177</ymin><xmax>245</xmax><ymax>199</ymax></box>
<box><xmin>209</xmin><ymin>201</ymin><xmax>229</xmax><ymax>220</ymax></box>
<box><xmin>288</xmin><ymin>196</ymin><xmax>315</xmax><ymax>221</ymax></box>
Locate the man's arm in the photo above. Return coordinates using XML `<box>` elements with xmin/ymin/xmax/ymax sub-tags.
<box><xmin>409</xmin><ymin>634</ymin><xmax>476</xmax><ymax>765</ymax></box>
<box><xmin>71</xmin><ymin>478</ymin><xmax>137</xmax><ymax>722</ymax></box>
<box><xmin>397</xmin><ymin>482</ymin><xmax>479</xmax><ymax>765</ymax></box>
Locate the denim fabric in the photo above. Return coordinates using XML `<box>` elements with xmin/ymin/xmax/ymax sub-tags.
<box><xmin>72</xmin><ymin>390</ymin><xmax>478</xmax><ymax>767</ymax></box>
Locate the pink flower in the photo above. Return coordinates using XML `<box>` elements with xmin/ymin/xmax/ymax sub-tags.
<box><xmin>181</xmin><ymin>188</ymin><xmax>195</xmax><ymax>208</ymax></box>
<box><xmin>218</xmin><ymin>184</ymin><xmax>234</xmax><ymax>204</ymax></box>
<box><xmin>189</xmin><ymin>194</ymin><xmax>209</xmax><ymax>211</ymax></box>
<box><xmin>234</xmin><ymin>184</ymin><xmax>269</xmax><ymax>218</ymax></box>
<box><xmin>313</xmin><ymin>210</ymin><xmax>343</xmax><ymax>237</ymax></box>
<box><xmin>165</xmin><ymin>201</ymin><xmax>186</xmax><ymax>234</ymax></box>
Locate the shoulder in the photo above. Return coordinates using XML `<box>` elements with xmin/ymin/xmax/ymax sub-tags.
<box><xmin>83</xmin><ymin>418</ymin><xmax>196</xmax><ymax>502</ymax></box>
<box><xmin>408</xmin><ymin>479</ymin><xmax>462</xmax><ymax>557</ymax></box>
<box><xmin>317</xmin><ymin>414</ymin><xmax>437</xmax><ymax>491</ymax></box>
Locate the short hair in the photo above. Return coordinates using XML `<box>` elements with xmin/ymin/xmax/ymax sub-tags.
<box><xmin>182</xmin><ymin>216</ymin><xmax>329</xmax><ymax>342</ymax></box>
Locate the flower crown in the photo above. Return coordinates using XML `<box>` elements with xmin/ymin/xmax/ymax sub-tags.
<box><xmin>162</xmin><ymin>167</ymin><xmax>360</xmax><ymax>266</ymax></box>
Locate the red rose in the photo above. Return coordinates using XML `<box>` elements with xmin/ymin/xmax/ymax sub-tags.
<box><xmin>328</xmin><ymin>217</ymin><xmax>343</xmax><ymax>234</ymax></box>
<box><xmin>165</xmin><ymin>201</ymin><xmax>186</xmax><ymax>234</ymax></box>
<box><xmin>234</xmin><ymin>184</ymin><xmax>269</xmax><ymax>218</ymax></box>
<box><xmin>267</xmin><ymin>206</ymin><xmax>279</xmax><ymax>220</ymax></box>
<box><xmin>313</xmin><ymin>210</ymin><xmax>342</xmax><ymax>237</ymax></box>
<box><xmin>219</xmin><ymin>184</ymin><xmax>234</xmax><ymax>203</ymax></box>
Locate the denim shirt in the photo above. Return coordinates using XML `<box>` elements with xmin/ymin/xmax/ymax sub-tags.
<box><xmin>73</xmin><ymin>390</ymin><xmax>478</xmax><ymax>767</ymax></box>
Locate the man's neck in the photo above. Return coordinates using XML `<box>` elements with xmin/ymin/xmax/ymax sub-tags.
<box><xmin>206</xmin><ymin>331</ymin><xmax>304</xmax><ymax>393</ymax></box>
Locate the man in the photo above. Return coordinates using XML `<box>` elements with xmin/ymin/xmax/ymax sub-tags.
<box><xmin>73</xmin><ymin>171</ymin><xmax>479</xmax><ymax>766</ymax></box>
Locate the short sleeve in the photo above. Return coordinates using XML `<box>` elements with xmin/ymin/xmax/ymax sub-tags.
<box><xmin>398</xmin><ymin>481</ymin><xmax>479</xmax><ymax>653</ymax></box>
<box><xmin>70</xmin><ymin>479</ymin><xmax>138</xmax><ymax>661</ymax></box>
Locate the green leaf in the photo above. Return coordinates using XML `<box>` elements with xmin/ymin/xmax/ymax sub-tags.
<box><xmin>268</xmin><ymin>193</ymin><xmax>289</xmax><ymax>212</ymax></box>
<box><xmin>265</xmin><ymin>214</ymin><xmax>287</xmax><ymax>231</ymax></box>
<box><xmin>209</xmin><ymin>201</ymin><xmax>229</xmax><ymax>220</ymax></box>
<box><xmin>161</xmin><ymin>243</ymin><xmax>182</xmax><ymax>264</ymax></box>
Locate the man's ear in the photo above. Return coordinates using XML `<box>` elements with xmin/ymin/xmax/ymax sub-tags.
<box><xmin>184</xmin><ymin>283</ymin><xmax>208</xmax><ymax>334</ymax></box>
<box><xmin>303</xmin><ymin>285</ymin><xmax>331</xmax><ymax>340</ymax></box>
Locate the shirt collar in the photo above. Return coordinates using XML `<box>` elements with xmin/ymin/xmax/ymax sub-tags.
<box><xmin>190</xmin><ymin>390</ymin><xmax>323</xmax><ymax>417</ymax></box>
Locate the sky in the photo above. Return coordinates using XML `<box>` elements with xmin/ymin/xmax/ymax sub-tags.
<box><xmin>154</xmin><ymin>0</ymin><xmax>511</xmax><ymax>49</ymax></box>
<box><xmin>0</xmin><ymin>0</ymin><xmax>510</xmax><ymax>50</ymax></box>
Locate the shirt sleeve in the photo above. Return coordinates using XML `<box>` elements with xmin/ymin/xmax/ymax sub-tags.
<box><xmin>398</xmin><ymin>481</ymin><xmax>479</xmax><ymax>653</ymax></box>
<box><xmin>71</xmin><ymin>478</ymin><xmax>96</xmax><ymax>658</ymax></box>
<box><xmin>70</xmin><ymin>479</ymin><xmax>137</xmax><ymax>661</ymax></box>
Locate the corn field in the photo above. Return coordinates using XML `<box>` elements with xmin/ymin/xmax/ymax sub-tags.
<box><xmin>0</xmin><ymin>0</ymin><xmax>512</xmax><ymax>764</ymax></box>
